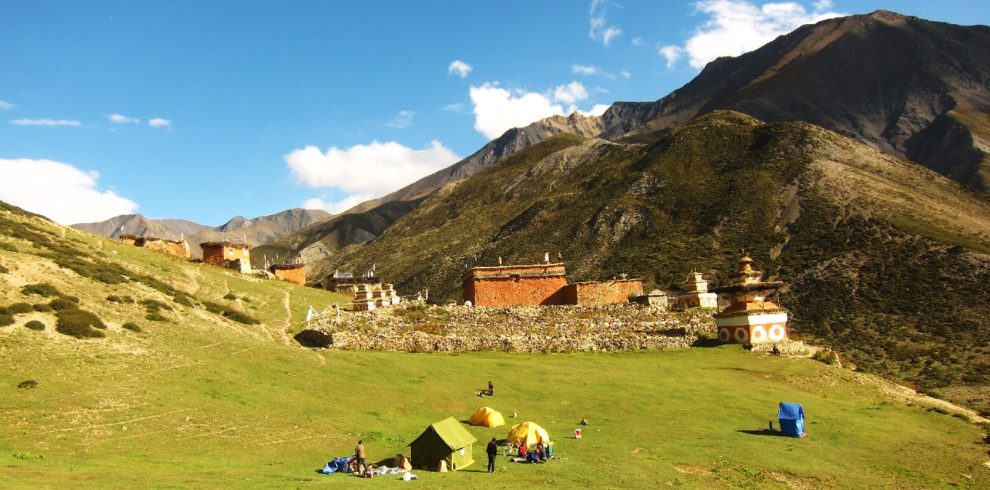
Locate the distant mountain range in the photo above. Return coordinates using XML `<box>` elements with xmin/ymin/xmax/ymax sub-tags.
<box><xmin>266</xmin><ymin>10</ymin><xmax>990</xmax><ymax>274</ymax></box>
<box><xmin>71</xmin><ymin>208</ymin><xmax>329</xmax><ymax>260</ymax></box>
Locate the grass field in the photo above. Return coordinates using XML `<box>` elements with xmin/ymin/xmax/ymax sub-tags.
<box><xmin>1</xmin><ymin>205</ymin><xmax>988</xmax><ymax>488</ymax></box>
<box><xmin>1</xmin><ymin>338</ymin><xmax>987</xmax><ymax>488</ymax></box>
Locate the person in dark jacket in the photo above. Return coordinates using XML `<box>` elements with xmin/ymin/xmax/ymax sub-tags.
<box><xmin>486</xmin><ymin>437</ymin><xmax>498</xmax><ymax>472</ymax></box>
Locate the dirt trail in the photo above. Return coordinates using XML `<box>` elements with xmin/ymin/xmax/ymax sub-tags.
<box><xmin>276</xmin><ymin>290</ymin><xmax>292</xmax><ymax>346</ymax></box>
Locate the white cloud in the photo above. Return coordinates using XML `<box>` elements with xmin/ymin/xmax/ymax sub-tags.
<box><xmin>620</xmin><ymin>70</ymin><xmax>631</xmax><ymax>79</ymax></box>
<box><xmin>148</xmin><ymin>117</ymin><xmax>171</xmax><ymax>129</ymax></box>
<box><xmin>589</xmin><ymin>0</ymin><xmax>623</xmax><ymax>46</ymax></box>
<box><xmin>286</xmin><ymin>140</ymin><xmax>460</xmax><ymax>196</ymax></box>
<box><xmin>469</xmin><ymin>83</ymin><xmax>565</xmax><ymax>140</ymax></box>
<box><xmin>631</xmin><ymin>37</ymin><xmax>644</xmax><ymax>46</ymax></box>
<box><xmin>448</xmin><ymin>60</ymin><xmax>473</xmax><ymax>78</ymax></box>
<box><xmin>659</xmin><ymin>45</ymin><xmax>684</xmax><ymax>69</ymax></box>
<box><xmin>10</xmin><ymin>118</ymin><xmax>82</xmax><ymax>127</ymax></box>
<box><xmin>0</xmin><ymin>100</ymin><xmax>14</xmax><ymax>110</ymax></box>
<box><xmin>553</xmin><ymin>81</ymin><xmax>589</xmax><ymax>105</ymax></box>
<box><xmin>109</xmin><ymin>113</ymin><xmax>140</xmax><ymax>124</ymax></box>
<box><xmin>666</xmin><ymin>1</ymin><xmax>843</xmax><ymax>69</ymax></box>
<box><xmin>441</xmin><ymin>102</ymin><xmax>466</xmax><ymax>112</ymax></box>
<box><xmin>469</xmin><ymin>82</ymin><xmax>607</xmax><ymax>139</ymax></box>
<box><xmin>572</xmin><ymin>64</ymin><xmax>600</xmax><ymax>76</ymax></box>
<box><xmin>0</xmin><ymin>158</ymin><xmax>138</xmax><ymax>224</ymax></box>
<box><xmin>302</xmin><ymin>194</ymin><xmax>376</xmax><ymax>215</ymax></box>
<box><xmin>384</xmin><ymin>110</ymin><xmax>415</xmax><ymax>128</ymax></box>
<box><xmin>580</xmin><ymin>104</ymin><xmax>611</xmax><ymax>117</ymax></box>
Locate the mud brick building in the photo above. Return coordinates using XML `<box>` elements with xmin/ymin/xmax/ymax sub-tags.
<box><xmin>463</xmin><ymin>263</ymin><xmax>568</xmax><ymax>306</ymax></box>
<box><xmin>562</xmin><ymin>279</ymin><xmax>643</xmax><ymax>305</ymax></box>
<box><xmin>200</xmin><ymin>242</ymin><xmax>251</xmax><ymax>272</ymax></box>
<box><xmin>270</xmin><ymin>263</ymin><xmax>306</xmax><ymax>285</ymax></box>
<box><xmin>463</xmin><ymin>260</ymin><xmax>642</xmax><ymax>307</ymax></box>
<box><xmin>119</xmin><ymin>235</ymin><xmax>191</xmax><ymax>259</ymax></box>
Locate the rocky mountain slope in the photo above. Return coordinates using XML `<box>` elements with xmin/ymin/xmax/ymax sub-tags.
<box><xmin>324</xmin><ymin>111</ymin><xmax>990</xmax><ymax>412</ymax></box>
<box><xmin>257</xmin><ymin>113</ymin><xmax>604</xmax><ymax>267</ymax></box>
<box><xmin>600</xmin><ymin>10</ymin><xmax>990</xmax><ymax>192</ymax></box>
<box><xmin>73</xmin><ymin>208</ymin><xmax>330</xmax><ymax>259</ymax></box>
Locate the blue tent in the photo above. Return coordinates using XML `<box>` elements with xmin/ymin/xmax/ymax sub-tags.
<box><xmin>321</xmin><ymin>456</ymin><xmax>354</xmax><ymax>475</ymax></box>
<box><xmin>777</xmin><ymin>402</ymin><xmax>806</xmax><ymax>437</ymax></box>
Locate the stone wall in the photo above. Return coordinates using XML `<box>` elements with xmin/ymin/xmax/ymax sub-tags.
<box><xmin>296</xmin><ymin>303</ymin><xmax>716</xmax><ymax>353</ymax></box>
<box><xmin>563</xmin><ymin>279</ymin><xmax>643</xmax><ymax>305</ymax></box>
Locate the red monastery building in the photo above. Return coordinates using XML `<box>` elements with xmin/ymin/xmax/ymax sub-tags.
<box><xmin>462</xmin><ymin>258</ymin><xmax>642</xmax><ymax>307</ymax></box>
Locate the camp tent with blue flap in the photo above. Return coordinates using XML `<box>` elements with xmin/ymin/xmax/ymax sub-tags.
<box><xmin>777</xmin><ymin>402</ymin><xmax>807</xmax><ymax>438</ymax></box>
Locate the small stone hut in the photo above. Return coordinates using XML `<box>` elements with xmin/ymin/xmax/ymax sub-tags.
<box><xmin>270</xmin><ymin>263</ymin><xmax>305</xmax><ymax>285</ymax></box>
<box><xmin>201</xmin><ymin>242</ymin><xmax>251</xmax><ymax>273</ymax></box>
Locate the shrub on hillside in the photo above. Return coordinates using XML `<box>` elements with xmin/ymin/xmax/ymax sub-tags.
<box><xmin>172</xmin><ymin>293</ymin><xmax>194</xmax><ymax>307</ymax></box>
<box><xmin>49</xmin><ymin>297</ymin><xmax>80</xmax><ymax>311</ymax></box>
<box><xmin>32</xmin><ymin>303</ymin><xmax>54</xmax><ymax>312</ymax></box>
<box><xmin>223</xmin><ymin>292</ymin><xmax>237</xmax><ymax>300</ymax></box>
<box><xmin>222</xmin><ymin>309</ymin><xmax>260</xmax><ymax>325</ymax></box>
<box><xmin>21</xmin><ymin>283</ymin><xmax>60</xmax><ymax>297</ymax></box>
<box><xmin>55</xmin><ymin>309</ymin><xmax>106</xmax><ymax>339</ymax></box>
<box><xmin>139</xmin><ymin>299</ymin><xmax>172</xmax><ymax>312</ymax></box>
<box><xmin>106</xmin><ymin>295</ymin><xmax>135</xmax><ymax>304</ymax></box>
<box><xmin>0</xmin><ymin>242</ymin><xmax>18</xmax><ymax>252</ymax></box>
<box><xmin>813</xmin><ymin>349</ymin><xmax>839</xmax><ymax>365</ymax></box>
<box><xmin>9</xmin><ymin>302</ymin><xmax>33</xmax><ymax>314</ymax></box>
<box><xmin>24</xmin><ymin>320</ymin><xmax>45</xmax><ymax>331</ymax></box>
<box><xmin>0</xmin><ymin>261</ymin><xmax>8</xmax><ymax>274</ymax></box>
<box><xmin>122</xmin><ymin>322</ymin><xmax>142</xmax><ymax>332</ymax></box>
<box><xmin>145</xmin><ymin>312</ymin><xmax>169</xmax><ymax>322</ymax></box>
<box><xmin>0</xmin><ymin>313</ymin><xmax>13</xmax><ymax>327</ymax></box>
<box><xmin>202</xmin><ymin>301</ymin><xmax>225</xmax><ymax>314</ymax></box>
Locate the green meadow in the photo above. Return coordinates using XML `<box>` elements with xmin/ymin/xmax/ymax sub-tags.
<box><xmin>0</xmin><ymin>206</ymin><xmax>987</xmax><ymax>488</ymax></box>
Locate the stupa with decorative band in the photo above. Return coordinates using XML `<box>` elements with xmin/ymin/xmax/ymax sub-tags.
<box><xmin>712</xmin><ymin>256</ymin><xmax>788</xmax><ymax>344</ymax></box>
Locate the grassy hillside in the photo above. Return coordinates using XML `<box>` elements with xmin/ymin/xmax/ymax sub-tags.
<box><xmin>1</xmin><ymin>199</ymin><xmax>988</xmax><ymax>487</ymax></box>
<box><xmin>326</xmin><ymin>111</ymin><xmax>990</xmax><ymax>413</ymax></box>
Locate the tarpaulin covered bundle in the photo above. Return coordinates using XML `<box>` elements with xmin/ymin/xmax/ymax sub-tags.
<box><xmin>321</xmin><ymin>456</ymin><xmax>354</xmax><ymax>474</ymax></box>
<box><xmin>777</xmin><ymin>402</ymin><xmax>807</xmax><ymax>438</ymax></box>
<box><xmin>506</xmin><ymin>421</ymin><xmax>550</xmax><ymax>447</ymax></box>
<box><xmin>469</xmin><ymin>406</ymin><xmax>506</xmax><ymax>428</ymax></box>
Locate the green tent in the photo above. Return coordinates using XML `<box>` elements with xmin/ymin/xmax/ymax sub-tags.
<box><xmin>409</xmin><ymin>416</ymin><xmax>476</xmax><ymax>471</ymax></box>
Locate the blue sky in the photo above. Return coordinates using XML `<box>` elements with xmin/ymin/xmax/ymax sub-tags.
<box><xmin>1</xmin><ymin>1</ymin><xmax>988</xmax><ymax>226</ymax></box>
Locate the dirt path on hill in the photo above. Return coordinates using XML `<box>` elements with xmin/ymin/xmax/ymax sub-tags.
<box><xmin>877</xmin><ymin>380</ymin><xmax>990</xmax><ymax>424</ymax></box>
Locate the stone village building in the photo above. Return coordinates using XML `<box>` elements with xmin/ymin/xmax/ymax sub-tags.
<box><xmin>269</xmin><ymin>263</ymin><xmax>306</xmax><ymax>285</ymax></box>
<box><xmin>118</xmin><ymin>235</ymin><xmax>191</xmax><ymax>259</ymax></box>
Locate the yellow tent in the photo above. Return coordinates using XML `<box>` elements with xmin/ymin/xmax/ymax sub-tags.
<box><xmin>469</xmin><ymin>407</ymin><xmax>506</xmax><ymax>428</ymax></box>
<box><xmin>506</xmin><ymin>421</ymin><xmax>550</xmax><ymax>447</ymax></box>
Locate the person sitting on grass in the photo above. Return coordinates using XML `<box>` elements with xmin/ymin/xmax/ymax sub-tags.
<box><xmin>534</xmin><ymin>442</ymin><xmax>547</xmax><ymax>462</ymax></box>
<box><xmin>526</xmin><ymin>447</ymin><xmax>542</xmax><ymax>464</ymax></box>
<box><xmin>517</xmin><ymin>443</ymin><xmax>528</xmax><ymax>459</ymax></box>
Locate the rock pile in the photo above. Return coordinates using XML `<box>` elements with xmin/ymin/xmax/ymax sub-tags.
<box><xmin>295</xmin><ymin>303</ymin><xmax>717</xmax><ymax>352</ymax></box>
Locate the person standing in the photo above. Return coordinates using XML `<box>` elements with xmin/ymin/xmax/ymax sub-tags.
<box><xmin>488</xmin><ymin>380</ymin><xmax>495</xmax><ymax>396</ymax></box>
<box><xmin>486</xmin><ymin>437</ymin><xmax>498</xmax><ymax>473</ymax></box>
<box><xmin>355</xmin><ymin>439</ymin><xmax>366</xmax><ymax>475</ymax></box>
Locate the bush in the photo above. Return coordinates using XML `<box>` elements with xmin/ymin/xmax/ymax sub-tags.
<box><xmin>9</xmin><ymin>302</ymin><xmax>33</xmax><ymax>314</ymax></box>
<box><xmin>223</xmin><ymin>292</ymin><xmax>237</xmax><ymax>300</ymax></box>
<box><xmin>813</xmin><ymin>349</ymin><xmax>839</xmax><ymax>365</ymax></box>
<box><xmin>222</xmin><ymin>309</ymin><xmax>260</xmax><ymax>325</ymax></box>
<box><xmin>122</xmin><ymin>322</ymin><xmax>142</xmax><ymax>332</ymax></box>
<box><xmin>139</xmin><ymin>299</ymin><xmax>173</xmax><ymax>312</ymax></box>
<box><xmin>145</xmin><ymin>312</ymin><xmax>169</xmax><ymax>322</ymax></box>
<box><xmin>24</xmin><ymin>320</ymin><xmax>45</xmax><ymax>331</ymax></box>
<box><xmin>21</xmin><ymin>283</ymin><xmax>60</xmax><ymax>297</ymax></box>
<box><xmin>32</xmin><ymin>303</ymin><xmax>54</xmax><ymax>312</ymax></box>
<box><xmin>0</xmin><ymin>262</ymin><xmax>8</xmax><ymax>274</ymax></box>
<box><xmin>55</xmin><ymin>309</ymin><xmax>107</xmax><ymax>339</ymax></box>
<box><xmin>173</xmin><ymin>293</ymin><xmax>194</xmax><ymax>307</ymax></box>
<box><xmin>0</xmin><ymin>313</ymin><xmax>13</xmax><ymax>327</ymax></box>
<box><xmin>106</xmin><ymin>295</ymin><xmax>135</xmax><ymax>304</ymax></box>
<box><xmin>202</xmin><ymin>301</ymin><xmax>225</xmax><ymax>314</ymax></box>
<box><xmin>49</xmin><ymin>298</ymin><xmax>80</xmax><ymax>311</ymax></box>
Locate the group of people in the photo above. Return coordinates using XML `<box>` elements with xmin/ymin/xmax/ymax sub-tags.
<box><xmin>516</xmin><ymin>440</ymin><xmax>552</xmax><ymax>464</ymax></box>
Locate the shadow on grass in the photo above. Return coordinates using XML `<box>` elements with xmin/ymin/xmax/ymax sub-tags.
<box><xmin>737</xmin><ymin>429</ymin><xmax>790</xmax><ymax>437</ymax></box>
<box><xmin>692</xmin><ymin>338</ymin><xmax>722</xmax><ymax>348</ymax></box>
